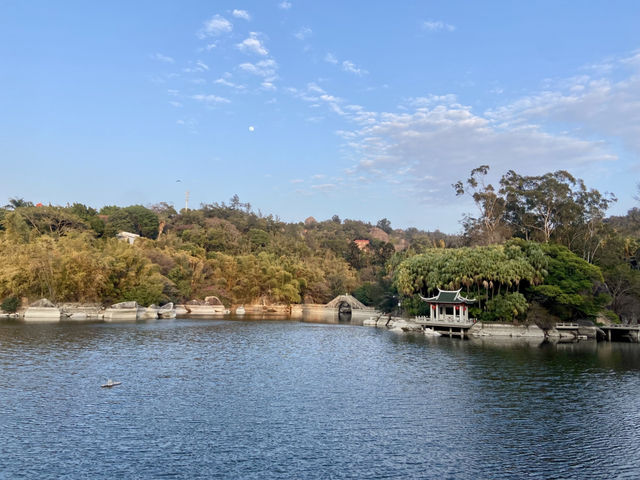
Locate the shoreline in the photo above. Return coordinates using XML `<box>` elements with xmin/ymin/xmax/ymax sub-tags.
<box><xmin>363</xmin><ymin>316</ymin><xmax>607</xmax><ymax>341</ymax></box>
<box><xmin>2</xmin><ymin>307</ymin><xmax>628</xmax><ymax>343</ymax></box>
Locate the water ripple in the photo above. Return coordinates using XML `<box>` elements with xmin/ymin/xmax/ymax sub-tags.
<box><xmin>1</xmin><ymin>320</ymin><xmax>640</xmax><ymax>479</ymax></box>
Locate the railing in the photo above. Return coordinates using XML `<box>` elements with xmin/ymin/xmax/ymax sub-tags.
<box><xmin>556</xmin><ymin>322</ymin><xmax>579</xmax><ymax>328</ymax></box>
<box><xmin>415</xmin><ymin>315</ymin><xmax>475</xmax><ymax>325</ymax></box>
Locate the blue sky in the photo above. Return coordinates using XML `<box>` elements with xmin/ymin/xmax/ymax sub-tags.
<box><xmin>1</xmin><ymin>1</ymin><xmax>639</xmax><ymax>233</ymax></box>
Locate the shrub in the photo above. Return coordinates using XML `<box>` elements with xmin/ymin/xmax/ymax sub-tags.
<box><xmin>482</xmin><ymin>292</ymin><xmax>528</xmax><ymax>323</ymax></box>
<box><xmin>1</xmin><ymin>296</ymin><xmax>19</xmax><ymax>313</ymax></box>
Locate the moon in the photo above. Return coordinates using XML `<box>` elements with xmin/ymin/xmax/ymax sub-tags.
<box><xmin>248</xmin><ymin>126</ymin><xmax>255</xmax><ymax>132</ymax></box>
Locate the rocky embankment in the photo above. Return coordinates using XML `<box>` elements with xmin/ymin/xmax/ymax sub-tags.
<box><xmin>363</xmin><ymin>316</ymin><xmax>600</xmax><ymax>340</ymax></box>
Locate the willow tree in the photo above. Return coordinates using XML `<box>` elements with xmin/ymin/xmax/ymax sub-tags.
<box><xmin>394</xmin><ymin>240</ymin><xmax>547</xmax><ymax>309</ymax></box>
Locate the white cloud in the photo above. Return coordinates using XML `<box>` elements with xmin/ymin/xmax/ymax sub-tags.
<box><xmin>151</xmin><ymin>53</ymin><xmax>174</xmax><ymax>63</ymax></box>
<box><xmin>183</xmin><ymin>61</ymin><xmax>210</xmax><ymax>73</ymax></box>
<box><xmin>342</xmin><ymin>60</ymin><xmax>368</xmax><ymax>76</ymax></box>
<box><xmin>198</xmin><ymin>15</ymin><xmax>233</xmax><ymax>38</ymax></box>
<box><xmin>169</xmin><ymin>101</ymin><xmax>183</xmax><ymax>108</ymax></box>
<box><xmin>487</xmin><ymin>73</ymin><xmax>640</xmax><ymax>155</ymax></box>
<box><xmin>261</xmin><ymin>81</ymin><xmax>276</xmax><ymax>91</ymax></box>
<box><xmin>278</xmin><ymin>1</ymin><xmax>292</xmax><ymax>10</ymax></box>
<box><xmin>307</xmin><ymin>82</ymin><xmax>325</xmax><ymax>94</ymax></box>
<box><xmin>214</xmin><ymin>77</ymin><xmax>245</xmax><ymax>90</ymax></box>
<box><xmin>324</xmin><ymin>52</ymin><xmax>338</xmax><ymax>64</ymax></box>
<box><xmin>411</xmin><ymin>94</ymin><xmax>458</xmax><ymax>106</ymax></box>
<box><xmin>294</xmin><ymin>27</ymin><xmax>312</xmax><ymax>40</ymax></box>
<box><xmin>343</xmin><ymin>102</ymin><xmax>616</xmax><ymax>204</ymax></box>
<box><xmin>311</xmin><ymin>184</ymin><xmax>337</xmax><ymax>191</ymax></box>
<box><xmin>232</xmin><ymin>9</ymin><xmax>250</xmax><ymax>20</ymax></box>
<box><xmin>318</xmin><ymin>50</ymin><xmax>640</xmax><ymax>207</ymax></box>
<box><xmin>192</xmin><ymin>94</ymin><xmax>231</xmax><ymax>104</ymax></box>
<box><xmin>422</xmin><ymin>20</ymin><xmax>456</xmax><ymax>32</ymax></box>
<box><xmin>238</xmin><ymin>59</ymin><xmax>278</xmax><ymax>77</ymax></box>
<box><xmin>237</xmin><ymin>32</ymin><xmax>269</xmax><ymax>56</ymax></box>
<box><xmin>176</xmin><ymin>118</ymin><xmax>198</xmax><ymax>131</ymax></box>
<box><xmin>290</xmin><ymin>179</ymin><xmax>304</xmax><ymax>184</ymax></box>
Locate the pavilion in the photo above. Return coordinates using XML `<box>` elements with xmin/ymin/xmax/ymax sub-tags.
<box><xmin>419</xmin><ymin>289</ymin><xmax>476</xmax><ymax>323</ymax></box>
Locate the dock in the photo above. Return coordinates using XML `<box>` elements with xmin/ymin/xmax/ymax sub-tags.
<box><xmin>600</xmin><ymin>324</ymin><xmax>640</xmax><ymax>342</ymax></box>
<box><xmin>552</xmin><ymin>322</ymin><xmax>639</xmax><ymax>342</ymax></box>
<box><xmin>414</xmin><ymin>317</ymin><xmax>475</xmax><ymax>338</ymax></box>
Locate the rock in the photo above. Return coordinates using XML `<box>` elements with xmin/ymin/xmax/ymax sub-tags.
<box><xmin>30</xmin><ymin>298</ymin><xmax>56</xmax><ymax>308</ymax></box>
<box><xmin>363</xmin><ymin>317</ymin><xmax>378</xmax><ymax>326</ymax></box>
<box><xmin>110</xmin><ymin>301</ymin><xmax>139</xmax><ymax>309</ymax></box>
<box><xmin>368</xmin><ymin>227</ymin><xmax>390</xmax><ymax>243</ymax></box>
<box><xmin>390</xmin><ymin>319</ymin><xmax>423</xmax><ymax>332</ymax></box>
<box><xmin>468</xmin><ymin>323</ymin><xmax>545</xmax><ymax>338</ymax></box>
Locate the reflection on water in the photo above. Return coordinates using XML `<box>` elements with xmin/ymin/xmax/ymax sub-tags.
<box><xmin>1</xmin><ymin>318</ymin><xmax>639</xmax><ymax>479</ymax></box>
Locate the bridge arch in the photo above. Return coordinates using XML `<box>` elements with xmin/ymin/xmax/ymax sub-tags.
<box><xmin>325</xmin><ymin>294</ymin><xmax>368</xmax><ymax>310</ymax></box>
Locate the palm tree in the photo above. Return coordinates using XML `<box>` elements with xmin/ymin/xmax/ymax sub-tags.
<box><xmin>4</xmin><ymin>198</ymin><xmax>34</xmax><ymax>210</ymax></box>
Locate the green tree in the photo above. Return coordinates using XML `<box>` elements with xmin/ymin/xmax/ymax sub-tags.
<box><xmin>104</xmin><ymin>205</ymin><xmax>159</xmax><ymax>239</ymax></box>
<box><xmin>528</xmin><ymin>243</ymin><xmax>609</xmax><ymax>320</ymax></box>
<box><xmin>376</xmin><ymin>218</ymin><xmax>392</xmax><ymax>234</ymax></box>
<box><xmin>483</xmin><ymin>292</ymin><xmax>528</xmax><ymax>322</ymax></box>
<box><xmin>453</xmin><ymin>165</ymin><xmax>508</xmax><ymax>245</ymax></box>
<box><xmin>1</xmin><ymin>296</ymin><xmax>19</xmax><ymax>313</ymax></box>
<box><xmin>4</xmin><ymin>198</ymin><xmax>34</xmax><ymax>210</ymax></box>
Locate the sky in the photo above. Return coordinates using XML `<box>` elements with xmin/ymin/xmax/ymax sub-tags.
<box><xmin>1</xmin><ymin>1</ymin><xmax>639</xmax><ymax>233</ymax></box>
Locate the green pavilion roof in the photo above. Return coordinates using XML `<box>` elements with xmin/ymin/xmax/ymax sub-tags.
<box><xmin>419</xmin><ymin>289</ymin><xmax>476</xmax><ymax>305</ymax></box>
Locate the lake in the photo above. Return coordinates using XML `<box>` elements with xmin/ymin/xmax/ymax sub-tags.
<box><xmin>1</xmin><ymin>318</ymin><xmax>639</xmax><ymax>479</ymax></box>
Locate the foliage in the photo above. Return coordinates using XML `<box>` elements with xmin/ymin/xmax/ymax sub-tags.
<box><xmin>394</xmin><ymin>240</ymin><xmax>547</xmax><ymax>309</ymax></box>
<box><xmin>0</xmin><ymin>170</ymin><xmax>635</xmax><ymax>322</ymax></box>
<box><xmin>526</xmin><ymin>301</ymin><xmax>560</xmax><ymax>330</ymax></box>
<box><xmin>376</xmin><ymin>218</ymin><xmax>392</xmax><ymax>234</ymax></box>
<box><xmin>527</xmin><ymin>243</ymin><xmax>608</xmax><ymax>320</ymax></box>
<box><xmin>454</xmin><ymin>166</ymin><xmax>616</xmax><ymax>259</ymax></box>
<box><xmin>1</xmin><ymin>296</ymin><xmax>19</xmax><ymax>313</ymax></box>
<box><xmin>103</xmin><ymin>205</ymin><xmax>160</xmax><ymax>239</ymax></box>
<box><xmin>393</xmin><ymin>239</ymin><xmax>610</xmax><ymax>321</ymax></box>
<box><xmin>453</xmin><ymin>165</ymin><xmax>509</xmax><ymax>245</ymax></box>
<box><xmin>482</xmin><ymin>292</ymin><xmax>528</xmax><ymax>322</ymax></box>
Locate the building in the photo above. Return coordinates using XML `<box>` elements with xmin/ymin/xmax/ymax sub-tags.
<box><xmin>116</xmin><ymin>231</ymin><xmax>140</xmax><ymax>245</ymax></box>
<box><xmin>419</xmin><ymin>289</ymin><xmax>476</xmax><ymax>323</ymax></box>
<box><xmin>353</xmin><ymin>239</ymin><xmax>370</xmax><ymax>251</ymax></box>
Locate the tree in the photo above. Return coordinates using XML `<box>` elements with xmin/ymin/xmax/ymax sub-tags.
<box><xmin>393</xmin><ymin>241</ymin><xmax>546</xmax><ymax>312</ymax></box>
<box><xmin>376</xmin><ymin>218</ymin><xmax>392</xmax><ymax>234</ymax></box>
<box><xmin>569</xmin><ymin>185</ymin><xmax>616</xmax><ymax>263</ymax></box>
<box><xmin>527</xmin><ymin>243</ymin><xmax>608</xmax><ymax>320</ymax></box>
<box><xmin>501</xmin><ymin>170</ymin><xmax>578</xmax><ymax>243</ymax></box>
<box><xmin>248</xmin><ymin>228</ymin><xmax>269</xmax><ymax>250</ymax></box>
<box><xmin>453</xmin><ymin>165</ymin><xmax>508</xmax><ymax>245</ymax></box>
<box><xmin>104</xmin><ymin>205</ymin><xmax>159</xmax><ymax>239</ymax></box>
<box><xmin>4</xmin><ymin>198</ymin><xmax>34</xmax><ymax>210</ymax></box>
<box><xmin>1</xmin><ymin>296</ymin><xmax>19</xmax><ymax>313</ymax></box>
<box><xmin>18</xmin><ymin>206</ymin><xmax>89</xmax><ymax>237</ymax></box>
<box><xmin>483</xmin><ymin>292</ymin><xmax>528</xmax><ymax>322</ymax></box>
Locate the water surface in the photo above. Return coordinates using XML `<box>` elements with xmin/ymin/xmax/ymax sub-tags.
<box><xmin>1</xmin><ymin>318</ymin><xmax>639</xmax><ymax>479</ymax></box>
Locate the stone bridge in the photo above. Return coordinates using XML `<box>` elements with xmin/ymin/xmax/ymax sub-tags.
<box><xmin>325</xmin><ymin>295</ymin><xmax>369</xmax><ymax>312</ymax></box>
